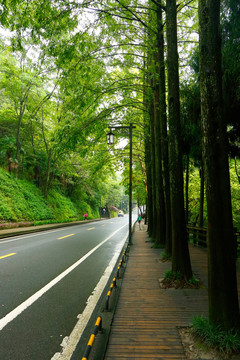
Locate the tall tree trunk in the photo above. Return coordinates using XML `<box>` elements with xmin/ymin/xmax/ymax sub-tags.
<box><xmin>199</xmin><ymin>0</ymin><xmax>240</xmax><ymax>330</ymax></box>
<box><xmin>166</xmin><ymin>0</ymin><xmax>192</xmax><ymax>279</ymax></box>
<box><xmin>144</xmin><ymin>118</ymin><xmax>154</xmax><ymax>234</ymax></box>
<box><xmin>153</xmin><ymin>86</ymin><xmax>166</xmax><ymax>245</ymax></box>
<box><xmin>153</xmin><ymin>39</ymin><xmax>166</xmax><ymax>245</ymax></box>
<box><xmin>157</xmin><ymin>0</ymin><xmax>171</xmax><ymax>251</ymax></box>
<box><xmin>143</xmin><ymin>50</ymin><xmax>154</xmax><ymax>235</ymax></box>
<box><xmin>150</xmin><ymin>97</ymin><xmax>157</xmax><ymax>239</ymax></box>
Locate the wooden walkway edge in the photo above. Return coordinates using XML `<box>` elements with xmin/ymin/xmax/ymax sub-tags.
<box><xmin>104</xmin><ymin>224</ymin><xmax>210</xmax><ymax>360</ymax></box>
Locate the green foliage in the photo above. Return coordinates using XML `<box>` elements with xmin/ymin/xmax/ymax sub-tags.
<box><xmin>0</xmin><ymin>0</ymin><xmax>238</xmax><ymax>241</ymax></box>
<box><xmin>164</xmin><ymin>270</ymin><xmax>173</xmax><ymax>279</ymax></box>
<box><xmin>0</xmin><ymin>168</ymin><xmax>53</xmax><ymax>221</ymax></box>
<box><xmin>192</xmin><ymin>316</ymin><xmax>240</xmax><ymax>354</ymax></box>
<box><xmin>229</xmin><ymin>158</ymin><xmax>240</xmax><ymax>227</ymax></box>
<box><xmin>164</xmin><ymin>270</ymin><xmax>182</xmax><ymax>280</ymax></box>
<box><xmin>151</xmin><ymin>242</ymin><xmax>164</xmax><ymax>249</ymax></box>
<box><xmin>186</xmin><ymin>164</ymin><xmax>207</xmax><ymax>225</ymax></box>
<box><xmin>188</xmin><ymin>276</ymin><xmax>200</xmax><ymax>286</ymax></box>
<box><xmin>186</xmin><ymin>159</ymin><xmax>240</xmax><ymax>229</ymax></box>
<box><xmin>0</xmin><ymin>168</ymin><xmax>99</xmax><ymax>222</ymax></box>
<box><xmin>161</xmin><ymin>252</ymin><xmax>172</xmax><ymax>261</ymax></box>
<box><xmin>47</xmin><ymin>189</ymin><xmax>78</xmax><ymax>221</ymax></box>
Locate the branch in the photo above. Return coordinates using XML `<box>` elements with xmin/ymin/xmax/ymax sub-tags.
<box><xmin>177</xmin><ymin>0</ymin><xmax>197</xmax><ymax>12</ymax></box>
<box><xmin>149</xmin><ymin>0</ymin><xmax>166</xmax><ymax>12</ymax></box>
<box><xmin>115</xmin><ymin>0</ymin><xmax>157</xmax><ymax>34</ymax></box>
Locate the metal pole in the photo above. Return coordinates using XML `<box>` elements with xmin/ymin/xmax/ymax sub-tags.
<box><xmin>107</xmin><ymin>124</ymin><xmax>135</xmax><ymax>244</ymax></box>
<box><xmin>129</xmin><ymin>123</ymin><xmax>133</xmax><ymax>244</ymax></box>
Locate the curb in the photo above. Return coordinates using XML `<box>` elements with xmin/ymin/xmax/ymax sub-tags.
<box><xmin>0</xmin><ymin>219</ymin><xmax>103</xmax><ymax>240</ymax></box>
<box><xmin>70</xmin><ymin>239</ymin><xmax>130</xmax><ymax>360</ymax></box>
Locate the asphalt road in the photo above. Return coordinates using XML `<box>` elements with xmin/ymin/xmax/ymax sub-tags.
<box><xmin>0</xmin><ymin>216</ymin><xmax>129</xmax><ymax>360</ymax></box>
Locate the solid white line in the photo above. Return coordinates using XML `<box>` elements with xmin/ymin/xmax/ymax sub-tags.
<box><xmin>53</xmin><ymin>231</ymin><xmax>129</xmax><ymax>360</ymax></box>
<box><xmin>0</xmin><ymin>223</ymin><xmax>128</xmax><ymax>331</ymax></box>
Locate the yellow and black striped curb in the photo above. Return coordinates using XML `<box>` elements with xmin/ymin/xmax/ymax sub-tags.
<box><xmin>82</xmin><ymin>317</ymin><xmax>102</xmax><ymax>360</ymax></box>
<box><xmin>81</xmin><ymin>243</ymin><xmax>129</xmax><ymax>359</ymax></box>
<box><xmin>105</xmin><ymin>278</ymin><xmax>116</xmax><ymax>310</ymax></box>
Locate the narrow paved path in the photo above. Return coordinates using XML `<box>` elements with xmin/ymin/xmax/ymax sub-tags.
<box><xmin>105</xmin><ymin>224</ymin><xmax>209</xmax><ymax>359</ymax></box>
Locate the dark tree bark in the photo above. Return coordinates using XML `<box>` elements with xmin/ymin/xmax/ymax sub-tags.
<box><xmin>153</xmin><ymin>85</ymin><xmax>166</xmax><ymax>245</ymax></box>
<box><xmin>152</xmin><ymin>9</ymin><xmax>166</xmax><ymax>245</ymax></box>
<box><xmin>144</xmin><ymin>110</ymin><xmax>154</xmax><ymax>235</ymax></box>
<box><xmin>150</xmin><ymin>96</ymin><xmax>157</xmax><ymax>239</ymax></box>
<box><xmin>143</xmin><ymin>12</ymin><xmax>155</xmax><ymax>237</ymax></box>
<box><xmin>156</xmin><ymin>0</ymin><xmax>171</xmax><ymax>252</ymax></box>
<box><xmin>166</xmin><ymin>0</ymin><xmax>192</xmax><ymax>279</ymax></box>
<box><xmin>199</xmin><ymin>0</ymin><xmax>240</xmax><ymax>329</ymax></box>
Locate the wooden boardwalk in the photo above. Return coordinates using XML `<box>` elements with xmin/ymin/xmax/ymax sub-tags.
<box><xmin>104</xmin><ymin>224</ymin><xmax>210</xmax><ymax>360</ymax></box>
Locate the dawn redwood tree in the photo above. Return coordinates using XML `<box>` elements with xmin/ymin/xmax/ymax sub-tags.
<box><xmin>199</xmin><ymin>0</ymin><xmax>240</xmax><ymax>329</ymax></box>
<box><xmin>152</xmin><ymin>2</ymin><xmax>166</xmax><ymax>246</ymax></box>
<box><xmin>166</xmin><ymin>0</ymin><xmax>192</xmax><ymax>279</ymax></box>
<box><xmin>143</xmin><ymin>51</ymin><xmax>154</xmax><ymax>235</ymax></box>
<box><xmin>156</xmin><ymin>0</ymin><xmax>172</xmax><ymax>254</ymax></box>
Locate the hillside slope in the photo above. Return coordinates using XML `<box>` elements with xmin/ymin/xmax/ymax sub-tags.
<box><xmin>0</xmin><ymin>168</ymin><xmax>97</xmax><ymax>226</ymax></box>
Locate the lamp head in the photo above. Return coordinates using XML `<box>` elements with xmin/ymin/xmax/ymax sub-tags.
<box><xmin>107</xmin><ymin>130</ymin><xmax>114</xmax><ymax>144</ymax></box>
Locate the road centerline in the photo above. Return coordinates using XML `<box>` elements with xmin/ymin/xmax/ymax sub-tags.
<box><xmin>87</xmin><ymin>227</ymin><xmax>95</xmax><ymax>231</ymax></box>
<box><xmin>0</xmin><ymin>253</ymin><xmax>16</xmax><ymax>260</ymax></box>
<box><xmin>0</xmin><ymin>223</ymin><xmax>128</xmax><ymax>331</ymax></box>
<box><xmin>58</xmin><ymin>234</ymin><xmax>75</xmax><ymax>240</ymax></box>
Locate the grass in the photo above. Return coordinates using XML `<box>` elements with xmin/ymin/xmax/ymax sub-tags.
<box><xmin>192</xmin><ymin>316</ymin><xmax>240</xmax><ymax>354</ymax></box>
<box><xmin>188</xmin><ymin>276</ymin><xmax>200</xmax><ymax>286</ymax></box>
<box><xmin>161</xmin><ymin>251</ymin><xmax>172</xmax><ymax>261</ymax></box>
<box><xmin>151</xmin><ymin>243</ymin><xmax>163</xmax><ymax>248</ymax></box>
<box><xmin>164</xmin><ymin>270</ymin><xmax>182</xmax><ymax>280</ymax></box>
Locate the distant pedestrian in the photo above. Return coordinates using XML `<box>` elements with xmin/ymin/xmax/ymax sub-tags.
<box><xmin>84</xmin><ymin>213</ymin><xmax>88</xmax><ymax>220</ymax></box>
<box><xmin>137</xmin><ymin>214</ymin><xmax>142</xmax><ymax>229</ymax></box>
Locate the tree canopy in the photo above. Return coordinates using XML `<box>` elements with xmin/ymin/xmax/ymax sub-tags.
<box><xmin>1</xmin><ymin>0</ymin><xmax>240</xmax><ymax>332</ymax></box>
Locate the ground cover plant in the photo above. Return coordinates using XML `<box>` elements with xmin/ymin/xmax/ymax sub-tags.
<box><xmin>160</xmin><ymin>270</ymin><xmax>202</xmax><ymax>289</ymax></box>
<box><xmin>191</xmin><ymin>316</ymin><xmax>240</xmax><ymax>355</ymax></box>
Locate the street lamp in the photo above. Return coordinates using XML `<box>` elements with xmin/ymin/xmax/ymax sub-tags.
<box><xmin>106</xmin><ymin>123</ymin><xmax>136</xmax><ymax>244</ymax></box>
<box><xmin>107</xmin><ymin>130</ymin><xmax>114</xmax><ymax>145</ymax></box>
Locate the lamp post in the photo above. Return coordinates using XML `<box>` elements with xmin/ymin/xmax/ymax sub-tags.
<box><xmin>107</xmin><ymin>123</ymin><xmax>136</xmax><ymax>244</ymax></box>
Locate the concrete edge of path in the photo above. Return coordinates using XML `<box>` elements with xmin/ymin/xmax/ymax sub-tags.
<box><xmin>69</xmin><ymin>224</ymin><xmax>136</xmax><ymax>360</ymax></box>
<box><xmin>0</xmin><ymin>218</ymin><xmax>104</xmax><ymax>240</ymax></box>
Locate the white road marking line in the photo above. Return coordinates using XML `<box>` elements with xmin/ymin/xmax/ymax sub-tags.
<box><xmin>0</xmin><ymin>223</ymin><xmax>128</xmax><ymax>331</ymax></box>
<box><xmin>52</xmin><ymin>232</ymin><xmax>129</xmax><ymax>360</ymax></box>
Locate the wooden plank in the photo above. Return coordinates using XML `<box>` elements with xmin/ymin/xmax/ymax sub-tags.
<box><xmin>104</xmin><ymin>226</ymin><xmax>211</xmax><ymax>359</ymax></box>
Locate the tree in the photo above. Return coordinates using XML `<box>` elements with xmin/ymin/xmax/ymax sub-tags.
<box><xmin>166</xmin><ymin>0</ymin><xmax>192</xmax><ymax>279</ymax></box>
<box><xmin>156</xmin><ymin>0</ymin><xmax>172</xmax><ymax>254</ymax></box>
<box><xmin>199</xmin><ymin>0</ymin><xmax>240</xmax><ymax>330</ymax></box>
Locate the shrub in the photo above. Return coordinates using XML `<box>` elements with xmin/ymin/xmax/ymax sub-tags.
<box><xmin>161</xmin><ymin>251</ymin><xmax>172</xmax><ymax>261</ymax></box>
<box><xmin>192</xmin><ymin>316</ymin><xmax>240</xmax><ymax>354</ymax></box>
<box><xmin>47</xmin><ymin>189</ymin><xmax>78</xmax><ymax>221</ymax></box>
<box><xmin>0</xmin><ymin>168</ymin><xmax>99</xmax><ymax>223</ymax></box>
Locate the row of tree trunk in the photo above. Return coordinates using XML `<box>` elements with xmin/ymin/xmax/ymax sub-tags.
<box><xmin>143</xmin><ymin>0</ymin><xmax>239</xmax><ymax>331</ymax></box>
